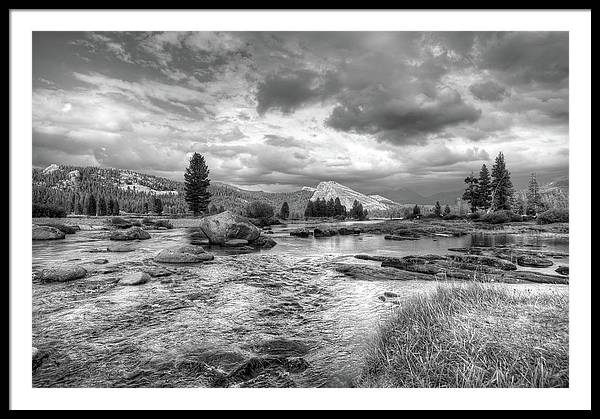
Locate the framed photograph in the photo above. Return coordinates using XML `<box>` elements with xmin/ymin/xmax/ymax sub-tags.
<box><xmin>9</xmin><ymin>9</ymin><xmax>591</xmax><ymax>410</ymax></box>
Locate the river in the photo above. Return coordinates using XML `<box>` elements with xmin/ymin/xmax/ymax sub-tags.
<box><xmin>32</xmin><ymin>221</ymin><xmax>569</xmax><ymax>387</ymax></box>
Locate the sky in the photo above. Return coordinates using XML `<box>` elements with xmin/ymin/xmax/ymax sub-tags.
<box><xmin>32</xmin><ymin>31</ymin><xmax>569</xmax><ymax>196</ymax></box>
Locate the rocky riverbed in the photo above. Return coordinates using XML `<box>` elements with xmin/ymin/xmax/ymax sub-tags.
<box><xmin>32</xmin><ymin>216</ymin><xmax>569</xmax><ymax>387</ymax></box>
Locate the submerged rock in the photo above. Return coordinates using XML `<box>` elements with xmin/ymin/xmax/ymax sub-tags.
<box><xmin>447</xmin><ymin>254</ymin><xmax>517</xmax><ymax>271</ymax></box>
<box><xmin>109</xmin><ymin>226</ymin><xmax>151</xmax><ymax>241</ymax></box>
<box><xmin>245</xmin><ymin>338</ymin><xmax>310</xmax><ymax>357</ymax></box>
<box><xmin>118</xmin><ymin>271</ymin><xmax>150</xmax><ymax>286</ymax></box>
<box><xmin>107</xmin><ymin>244</ymin><xmax>137</xmax><ymax>252</ymax></box>
<box><xmin>154</xmin><ymin>245</ymin><xmax>215</xmax><ymax>263</ymax></box>
<box><xmin>198</xmin><ymin>211</ymin><xmax>260</xmax><ymax>245</ymax></box>
<box><xmin>36</xmin><ymin>265</ymin><xmax>87</xmax><ymax>282</ymax></box>
<box><xmin>384</xmin><ymin>235</ymin><xmax>418</xmax><ymax>241</ymax></box>
<box><xmin>93</xmin><ymin>258</ymin><xmax>109</xmax><ymax>264</ymax></box>
<box><xmin>227</xmin><ymin>356</ymin><xmax>309</xmax><ymax>383</ymax></box>
<box><xmin>32</xmin><ymin>347</ymin><xmax>47</xmax><ymax>371</ymax></box>
<box><xmin>555</xmin><ymin>265</ymin><xmax>569</xmax><ymax>276</ymax></box>
<box><xmin>224</xmin><ymin>239</ymin><xmax>250</xmax><ymax>247</ymax></box>
<box><xmin>32</xmin><ymin>225</ymin><xmax>65</xmax><ymax>240</ymax></box>
<box><xmin>516</xmin><ymin>255</ymin><xmax>554</xmax><ymax>268</ymax></box>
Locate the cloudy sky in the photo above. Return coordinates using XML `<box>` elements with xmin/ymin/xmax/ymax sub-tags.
<box><xmin>32</xmin><ymin>31</ymin><xmax>569</xmax><ymax>195</ymax></box>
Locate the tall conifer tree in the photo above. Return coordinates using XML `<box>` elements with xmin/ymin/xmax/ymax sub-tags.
<box><xmin>184</xmin><ymin>153</ymin><xmax>211</xmax><ymax>216</ymax></box>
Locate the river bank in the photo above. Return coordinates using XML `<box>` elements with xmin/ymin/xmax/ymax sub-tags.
<box><xmin>358</xmin><ymin>282</ymin><xmax>568</xmax><ymax>387</ymax></box>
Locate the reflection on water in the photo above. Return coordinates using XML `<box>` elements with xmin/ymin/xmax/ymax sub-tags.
<box><xmin>32</xmin><ymin>223</ymin><xmax>568</xmax><ymax>387</ymax></box>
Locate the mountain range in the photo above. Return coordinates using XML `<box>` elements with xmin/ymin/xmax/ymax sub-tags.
<box><xmin>32</xmin><ymin>164</ymin><xmax>568</xmax><ymax>217</ymax></box>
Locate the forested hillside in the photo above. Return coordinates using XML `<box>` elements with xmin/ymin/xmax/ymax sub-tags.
<box><xmin>32</xmin><ymin>165</ymin><xmax>313</xmax><ymax>217</ymax></box>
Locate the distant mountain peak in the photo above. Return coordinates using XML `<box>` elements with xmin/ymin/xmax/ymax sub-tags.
<box><xmin>310</xmin><ymin>181</ymin><xmax>391</xmax><ymax>211</ymax></box>
<box><xmin>42</xmin><ymin>164</ymin><xmax>60</xmax><ymax>175</ymax></box>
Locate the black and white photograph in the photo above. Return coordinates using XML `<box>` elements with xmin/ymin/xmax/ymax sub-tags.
<box><xmin>10</xmin><ymin>9</ymin><xmax>591</xmax><ymax>410</ymax></box>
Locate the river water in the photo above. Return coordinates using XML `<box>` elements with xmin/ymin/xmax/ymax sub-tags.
<box><xmin>32</xmin><ymin>222</ymin><xmax>569</xmax><ymax>388</ymax></box>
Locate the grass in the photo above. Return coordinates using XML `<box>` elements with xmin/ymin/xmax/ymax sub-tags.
<box><xmin>357</xmin><ymin>283</ymin><xmax>568</xmax><ymax>388</ymax></box>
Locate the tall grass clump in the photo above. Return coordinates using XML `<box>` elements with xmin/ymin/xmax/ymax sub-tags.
<box><xmin>358</xmin><ymin>283</ymin><xmax>568</xmax><ymax>388</ymax></box>
<box><xmin>537</xmin><ymin>209</ymin><xmax>569</xmax><ymax>224</ymax></box>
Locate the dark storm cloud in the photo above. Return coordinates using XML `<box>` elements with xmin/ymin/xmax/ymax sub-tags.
<box><xmin>326</xmin><ymin>88</ymin><xmax>482</xmax><ymax>143</ymax></box>
<box><xmin>469</xmin><ymin>80</ymin><xmax>509</xmax><ymax>102</ymax></box>
<box><xmin>478</xmin><ymin>32</ymin><xmax>569</xmax><ymax>85</ymax></box>
<box><xmin>256</xmin><ymin>70</ymin><xmax>340</xmax><ymax>115</ymax></box>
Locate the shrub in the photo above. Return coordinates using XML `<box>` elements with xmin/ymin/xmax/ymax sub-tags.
<box><xmin>467</xmin><ymin>212</ymin><xmax>480</xmax><ymax>220</ymax></box>
<box><xmin>424</xmin><ymin>213</ymin><xmax>441</xmax><ymax>219</ymax></box>
<box><xmin>443</xmin><ymin>214</ymin><xmax>461</xmax><ymax>220</ymax></box>
<box><xmin>479</xmin><ymin>210</ymin><xmax>522</xmax><ymax>224</ymax></box>
<box><xmin>537</xmin><ymin>209</ymin><xmax>569</xmax><ymax>224</ymax></box>
<box><xmin>245</xmin><ymin>201</ymin><xmax>274</xmax><ymax>219</ymax></box>
<box><xmin>32</xmin><ymin>203</ymin><xmax>66</xmax><ymax>218</ymax></box>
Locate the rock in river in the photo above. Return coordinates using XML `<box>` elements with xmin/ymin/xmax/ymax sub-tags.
<box><xmin>109</xmin><ymin>226</ymin><xmax>151</xmax><ymax>241</ymax></box>
<box><xmin>198</xmin><ymin>211</ymin><xmax>260</xmax><ymax>245</ymax></box>
<box><xmin>36</xmin><ymin>265</ymin><xmax>87</xmax><ymax>282</ymax></box>
<box><xmin>516</xmin><ymin>255</ymin><xmax>554</xmax><ymax>268</ymax></box>
<box><xmin>107</xmin><ymin>244</ymin><xmax>137</xmax><ymax>252</ymax></box>
<box><xmin>38</xmin><ymin>222</ymin><xmax>78</xmax><ymax>234</ymax></box>
<box><xmin>154</xmin><ymin>244</ymin><xmax>215</xmax><ymax>263</ymax></box>
<box><xmin>555</xmin><ymin>265</ymin><xmax>569</xmax><ymax>276</ymax></box>
<box><xmin>32</xmin><ymin>225</ymin><xmax>65</xmax><ymax>240</ymax></box>
<box><xmin>118</xmin><ymin>271</ymin><xmax>150</xmax><ymax>286</ymax></box>
<box><xmin>224</xmin><ymin>239</ymin><xmax>250</xmax><ymax>247</ymax></box>
<box><xmin>252</xmin><ymin>235</ymin><xmax>277</xmax><ymax>249</ymax></box>
<box><xmin>290</xmin><ymin>228</ymin><xmax>312</xmax><ymax>238</ymax></box>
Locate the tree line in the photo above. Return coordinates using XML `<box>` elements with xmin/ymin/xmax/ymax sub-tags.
<box><xmin>462</xmin><ymin>152</ymin><xmax>548</xmax><ymax>215</ymax></box>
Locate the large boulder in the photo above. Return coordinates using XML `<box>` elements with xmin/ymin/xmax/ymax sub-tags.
<box><xmin>118</xmin><ymin>271</ymin><xmax>150</xmax><ymax>286</ymax></box>
<box><xmin>38</xmin><ymin>222</ymin><xmax>78</xmax><ymax>234</ymax></box>
<box><xmin>32</xmin><ymin>225</ymin><xmax>65</xmax><ymax>240</ymax></box>
<box><xmin>108</xmin><ymin>217</ymin><xmax>142</xmax><ymax>229</ymax></box>
<box><xmin>109</xmin><ymin>226</ymin><xmax>151</xmax><ymax>241</ymax></box>
<box><xmin>198</xmin><ymin>211</ymin><xmax>260</xmax><ymax>245</ymax></box>
<box><xmin>252</xmin><ymin>236</ymin><xmax>277</xmax><ymax>249</ymax></box>
<box><xmin>290</xmin><ymin>228</ymin><xmax>312</xmax><ymax>238</ymax></box>
<box><xmin>36</xmin><ymin>265</ymin><xmax>87</xmax><ymax>282</ymax></box>
<box><xmin>142</xmin><ymin>218</ymin><xmax>173</xmax><ymax>229</ymax></box>
<box><xmin>154</xmin><ymin>245</ymin><xmax>215</xmax><ymax>263</ymax></box>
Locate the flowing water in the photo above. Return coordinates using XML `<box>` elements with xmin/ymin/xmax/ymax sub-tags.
<box><xmin>32</xmin><ymin>222</ymin><xmax>569</xmax><ymax>388</ymax></box>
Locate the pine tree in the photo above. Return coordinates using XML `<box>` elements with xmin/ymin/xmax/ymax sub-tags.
<box><xmin>413</xmin><ymin>204</ymin><xmax>421</xmax><ymax>217</ymax></box>
<box><xmin>280</xmin><ymin>201</ymin><xmax>290</xmax><ymax>219</ymax></box>
<box><xmin>153</xmin><ymin>197</ymin><xmax>163</xmax><ymax>215</ymax></box>
<box><xmin>444</xmin><ymin>204</ymin><xmax>451</xmax><ymax>216</ymax></box>
<box><xmin>209</xmin><ymin>204</ymin><xmax>218</xmax><ymax>215</ymax></box>
<box><xmin>326</xmin><ymin>198</ymin><xmax>335</xmax><ymax>217</ymax></box>
<box><xmin>526</xmin><ymin>172</ymin><xmax>542</xmax><ymax>215</ymax></box>
<box><xmin>107</xmin><ymin>198</ymin><xmax>114</xmax><ymax>215</ymax></box>
<box><xmin>462</xmin><ymin>171</ymin><xmax>479</xmax><ymax>213</ymax></box>
<box><xmin>350</xmin><ymin>200</ymin><xmax>366</xmax><ymax>220</ymax></box>
<box><xmin>334</xmin><ymin>197</ymin><xmax>344</xmax><ymax>216</ymax></box>
<box><xmin>113</xmin><ymin>200</ymin><xmax>120</xmax><ymax>216</ymax></box>
<box><xmin>304</xmin><ymin>200</ymin><xmax>314</xmax><ymax>218</ymax></box>
<box><xmin>184</xmin><ymin>153</ymin><xmax>211</xmax><ymax>216</ymax></box>
<box><xmin>434</xmin><ymin>201</ymin><xmax>442</xmax><ymax>217</ymax></box>
<box><xmin>477</xmin><ymin>164</ymin><xmax>492</xmax><ymax>211</ymax></box>
<box><xmin>490</xmin><ymin>152</ymin><xmax>514</xmax><ymax>211</ymax></box>
<box><xmin>98</xmin><ymin>196</ymin><xmax>107</xmax><ymax>216</ymax></box>
<box><xmin>143</xmin><ymin>201</ymin><xmax>149</xmax><ymax>214</ymax></box>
